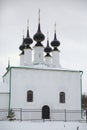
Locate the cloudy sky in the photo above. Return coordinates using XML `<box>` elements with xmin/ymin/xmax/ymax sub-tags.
<box><xmin>0</xmin><ymin>0</ymin><xmax>87</xmax><ymax>93</ymax></box>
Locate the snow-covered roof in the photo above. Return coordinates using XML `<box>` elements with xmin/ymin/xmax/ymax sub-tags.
<box><xmin>3</xmin><ymin>65</ymin><xmax>83</xmax><ymax>78</ymax></box>
<box><xmin>29</xmin><ymin>64</ymin><xmax>83</xmax><ymax>72</ymax></box>
<box><xmin>8</xmin><ymin>65</ymin><xmax>83</xmax><ymax>72</ymax></box>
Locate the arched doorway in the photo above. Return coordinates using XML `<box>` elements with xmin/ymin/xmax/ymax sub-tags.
<box><xmin>42</xmin><ymin>105</ymin><xmax>50</xmax><ymax>119</ymax></box>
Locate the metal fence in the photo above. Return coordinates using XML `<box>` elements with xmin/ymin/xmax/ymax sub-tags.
<box><xmin>0</xmin><ymin>108</ymin><xmax>87</xmax><ymax>122</ymax></box>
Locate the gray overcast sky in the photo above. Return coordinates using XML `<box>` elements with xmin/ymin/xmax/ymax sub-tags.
<box><xmin>0</xmin><ymin>0</ymin><xmax>87</xmax><ymax>93</ymax></box>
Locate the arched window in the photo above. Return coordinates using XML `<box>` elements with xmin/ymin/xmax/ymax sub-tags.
<box><xmin>60</xmin><ymin>92</ymin><xmax>65</xmax><ymax>103</ymax></box>
<box><xmin>27</xmin><ymin>90</ymin><xmax>33</xmax><ymax>102</ymax></box>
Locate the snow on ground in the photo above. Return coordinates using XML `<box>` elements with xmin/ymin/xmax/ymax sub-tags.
<box><xmin>0</xmin><ymin>121</ymin><xmax>87</xmax><ymax>130</ymax></box>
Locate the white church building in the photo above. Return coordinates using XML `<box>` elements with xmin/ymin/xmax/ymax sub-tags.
<box><xmin>0</xmin><ymin>11</ymin><xmax>83</xmax><ymax>121</ymax></box>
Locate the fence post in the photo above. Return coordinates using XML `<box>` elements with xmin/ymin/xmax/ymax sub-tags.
<box><xmin>65</xmin><ymin>109</ymin><xmax>66</xmax><ymax>122</ymax></box>
<box><xmin>20</xmin><ymin>108</ymin><xmax>22</xmax><ymax>121</ymax></box>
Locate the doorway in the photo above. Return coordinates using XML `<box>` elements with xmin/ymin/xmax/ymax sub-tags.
<box><xmin>42</xmin><ymin>105</ymin><xmax>50</xmax><ymax>119</ymax></box>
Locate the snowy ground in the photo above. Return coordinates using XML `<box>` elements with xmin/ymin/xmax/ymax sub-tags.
<box><xmin>0</xmin><ymin>121</ymin><xmax>87</xmax><ymax>130</ymax></box>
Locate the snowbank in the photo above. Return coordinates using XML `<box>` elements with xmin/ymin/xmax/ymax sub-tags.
<box><xmin>0</xmin><ymin>121</ymin><xmax>87</xmax><ymax>130</ymax></box>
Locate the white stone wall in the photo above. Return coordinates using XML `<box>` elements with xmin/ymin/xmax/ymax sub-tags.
<box><xmin>24</xmin><ymin>49</ymin><xmax>32</xmax><ymax>66</ymax></box>
<box><xmin>20</xmin><ymin>54</ymin><xmax>24</xmax><ymax>66</ymax></box>
<box><xmin>52</xmin><ymin>51</ymin><xmax>61</xmax><ymax>67</ymax></box>
<box><xmin>0</xmin><ymin>75</ymin><xmax>9</xmax><ymax>109</ymax></box>
<box><xmin>44</xmin><ymin>56</ymin><xmax>52</xmax><ymax>66</ymax></box>
<box><xmin>10</xmin><ymin>67</ymin><xmax>81</xmax><ymax>111</ymax></box>
<box><xmin>34</xmin><ymin>47</ymin><xmax>44</xmax><ymax>64</ymax></box>
<box><xmin>0</xmin><ymin>94</ymin><xmax>9</xmax><ymax>109</ymax></box>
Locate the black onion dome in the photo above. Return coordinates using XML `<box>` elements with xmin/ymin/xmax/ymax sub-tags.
<box><xmin>19</xmin><ymin>37</ymin><xmax>25</xmax><ymax>51</ymax></box>
<box><xmin>24</xmin><ymin>24</ymin><xmax>33</xmax><ymax>45</ymax></box>
<box><xmin>25</xmin><ymin>44</ymin><xmax>32</xmax><ymax>49</ymax></box>
<box><xmin>44</xmin><ymin>39</ymin><xmax>52</xmax><ymax>53</ymax></box>
<box><xmin>20</xmin><ymin>50</ymin><xmax>24</xmax><ymax>55</ymax></box>
<box><xmin>33</xmin><ymin>23</ymin><xmax>45</xmax><ymax>42</ymax></box>
<box><xmin>34</xmin><ymin>41</ymin><xmax>43</xmax><ymax>47</ymax></box>
<box><xmin>19</xmin><ymin>44</ymin><xmax>25</xmax><ymax>51</ymax></box>
<box><xmin>51</xmin><ymin>24</ymin><xmax>60</xmax><ymax>47</ymax></box>
<box><xmin>51</xmin><ymin>32</ymin><xmax>60</xmax><ymax>47</ymax></box>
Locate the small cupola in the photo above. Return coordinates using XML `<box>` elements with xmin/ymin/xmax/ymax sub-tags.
<box><xmin>33</xmin><ymin>9</ymin><xmax>45</xmax><ymax>46</ymax></box>
<box><xmin>44</xmin><ymin>32</ymin><xmax>52</xmax><ymax>57</ymax></box>
<box><xmin>51</xmin><ymin>24</ymin><xmax>61</xmax><ymax>67</ymax></box>
<box><xmin>44</xmin><ymin>33</ymin><xmax>52</xmax><ymax>66</ymax></box>
<box><xmin>23</xmin><ymin>20</ymin><xmax>33</xmax><ymax>66</ymax></box>
<box><xmin>24</xmin><ymin>20</ymin><xmax>33</xmax><ymax>49</ymax></box>
<box><xmin>19</xmin><ymin>33</ymin><xmax>25</xmax><ymax>66</ymax></box>
<box><xmin>51</xmin><ymin>23</ymin><xmax>60</xmax><ymax>51</ymax></box>
<box><xmin>19</xmin><ymin>34</ymin><xmax>25</xmax><ymax>55</ymax></box>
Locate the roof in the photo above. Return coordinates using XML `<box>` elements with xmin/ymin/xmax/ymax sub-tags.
<box><xmin>3</xmin><ymin>65</ymin><xmax>83</xmax><ymax>78</ymax></box>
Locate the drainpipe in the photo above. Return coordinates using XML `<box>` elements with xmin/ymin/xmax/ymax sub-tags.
<box><xmin>8</xmin><ymin>67</ymin><xmax>11</xmax><ymax>114</ymax></box>
<box><xmin>80</xmin><ymin>71</ymin><xmax>83</xmax><ymax>118</ymax></box>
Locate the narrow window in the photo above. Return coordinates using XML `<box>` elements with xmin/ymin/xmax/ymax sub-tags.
<box><xmin>27</xmin><ymin>90</ymin><xmax>33</xmax><ymax>102</ymax></box>
<box><xmin>60</xmin><ymin>92</ymin><xmax>65</xmax><ymax>103</ymax></box>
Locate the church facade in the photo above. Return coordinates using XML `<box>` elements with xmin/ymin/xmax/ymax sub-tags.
<box><xmin>0</xmin><ymin>11</ymin><xmax>83</xmax><ymax>121</ymax></box>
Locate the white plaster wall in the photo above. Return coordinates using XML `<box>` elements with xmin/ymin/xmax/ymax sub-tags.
<box><xmin>20</xmin><ymin>54</ymin><xmax>24</xmax><ymax>66</ymax></box>
<box><xmin>0</xmin><ymin>94</ymin><xmax>9</xmax><ymax>108</ymax></box>
<box><xmin>24</xmin><ymin>49</ymin><xmax>32</xmax><ymax>65</ymax></box>
<box><xmin>0</xmin><ymin>72</ymin><xmax>9</xmax><ymax>109</ymax></box>
<box><xmin>34</xmin><ymin>47</ymin><xmax>44</xmax><ymax>64</ymax></box>
<box><xmin>52</xmin><ymin>51</ymin><xmax>61</xmax><ymax>67</ymax></box>
<box><xmin>10</xmin><ymin>68</ymin><xmax>81</xmax><ymax>112</ymax></box>
<box><xmin>44</xmin><ymin>56</ymin><xmax>52</xmax><ymax>66</ymax></box>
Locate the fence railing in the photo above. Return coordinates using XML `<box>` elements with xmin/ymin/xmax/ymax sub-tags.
<box><xmin>0</xmin><ymin>108</ymin><xmax>87</xmax><ymax>122</ymax></box>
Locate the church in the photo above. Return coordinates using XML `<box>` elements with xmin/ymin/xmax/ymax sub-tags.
<box><xmin>0</xmin><ymin>10</ymin><xmax>83</xmax><ymax>121</ymax></box>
